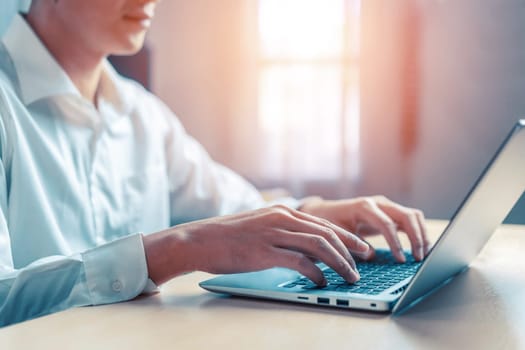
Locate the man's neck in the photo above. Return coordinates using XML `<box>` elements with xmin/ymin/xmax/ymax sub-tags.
<box><xmin>24</xmin><ymin>13</ymin><xmax>104</xmax><ymax>105</ymax></box>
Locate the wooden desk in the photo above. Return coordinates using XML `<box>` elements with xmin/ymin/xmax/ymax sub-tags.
<box><xmin>2</xmin><ymin>221</ymin><xmax>525</xmax><ymax>349</ymax></box>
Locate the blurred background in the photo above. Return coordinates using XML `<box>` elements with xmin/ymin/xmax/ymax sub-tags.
<box><xmin>3</xmin><ymin>0</ymin><xmax>525</xmax><ymax>222</ymax></box>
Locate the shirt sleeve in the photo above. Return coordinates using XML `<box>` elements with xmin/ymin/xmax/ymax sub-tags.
<box><xmin>163</xmin><ymin>110</ymin><xmax>265</xmax><ymax>224</ymax></box>
<box><xmin>162</xmin><ymin>109</ymin><xmax>305</xmax><ymax>224</ymax></box>
<box><xmin>0</xmin><ymin>91</ymin><xmax>149</xmax><ymax>327</ymax></box>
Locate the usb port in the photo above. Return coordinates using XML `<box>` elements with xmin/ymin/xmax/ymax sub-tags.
<box><xmin>336</xmin><ymin>299</ymin><xmax>349</xmax><ymax>307</ymax></box>
<box><xmin>317</xmin><ymin>297</ymin><xmax>330</xmax><ymax>305</ymax></box>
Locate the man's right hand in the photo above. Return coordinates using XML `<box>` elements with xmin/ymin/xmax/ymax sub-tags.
<box><xmin>142</xmin><ymin>205</ymin><xmax>370</xmax><ymax>286</ymax></box>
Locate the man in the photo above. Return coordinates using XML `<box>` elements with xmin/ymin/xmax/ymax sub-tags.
<box><xmin>0</xmin><ymin>0</ymin><xmax>430</xmax><ymax>326</ymax></box>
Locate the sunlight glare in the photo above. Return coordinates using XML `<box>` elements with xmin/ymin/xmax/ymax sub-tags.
<box><xmin>259</xmin><ymin>0</ymin><xmax>345</xmax><ymax>59</ymax></box>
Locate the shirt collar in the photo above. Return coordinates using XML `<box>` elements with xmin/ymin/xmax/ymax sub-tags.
<box><xmin>2</xmin><ymin>14</ymin><xmax>81</xmax><ymax>105</ymax></box>
<box><xmin>98</xmin><ymin>61</ymin><xmax>136</xmax><ymax>116</ymax></box>
<box><xmin>2</xmin><ymin>14</ymin><xmax>134</xmax><ymax>116</ymax></box>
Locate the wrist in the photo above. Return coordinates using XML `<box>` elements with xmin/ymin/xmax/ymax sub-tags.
<box><xmin>142</xmin><ymin>226</ymin><xmax>197</xmax><ymax>285</ymax></box>
<box><xmin>297</xmin><ymin>196</ymin><xmax>324</xmax><ymax>215</ymax></box>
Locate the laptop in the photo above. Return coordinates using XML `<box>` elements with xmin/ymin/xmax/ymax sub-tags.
<box><xmin>200</xmin><ymin>120</ymin><xmax>525</xmax><ymax>314</ymax></box>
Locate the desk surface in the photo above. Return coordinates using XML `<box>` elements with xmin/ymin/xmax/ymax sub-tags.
<box><xmin>1</xmin><ymin>221</ymin><xmax>525</xmax><ymax>349</ymax></box>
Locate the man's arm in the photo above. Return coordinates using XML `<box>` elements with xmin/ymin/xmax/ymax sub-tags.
<box><xmin>0</xmin><ymin>184</ymin><xmax>149</xmax><ymax>327</ymax></box>
<box><xmin>0</xmin><ymin>91</ymin><xmax>150</xmax><ymax>327</ymax></box>
<box><xmin>162</xmin><ymin>107</ymin><xmax>270</xmax><ymax>225</ymax></box>
<box><xmin>0</xmin><ymin>162</ymin><xmax>149</xmax><ymax>327</ymax></box>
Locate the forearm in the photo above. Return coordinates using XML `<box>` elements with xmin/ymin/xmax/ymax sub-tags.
<box><xmin>0</xmin><ymin>234</ymin><xmax>149</xmax><ymax>327</ymax></box>
<box><xmin>0</xmin><ymin>257</ymin><xmax>88</xmax><ymax>326</ymax></box>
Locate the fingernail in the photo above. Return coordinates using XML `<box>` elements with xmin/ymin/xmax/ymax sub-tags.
<box><xmin>365</xmin><ymin>249</ymin><xmax>375</xmax><ymax>260</ymax></box>
<box><xmin>398</xmin><ymin>249</ymin><xmax>406</xmax><ymax>263</ymax></box>
<box><xmin>354</xmin><ymin>269</ymin><xmax>361</xmax><ymax>281</ymax></box>
<box><xmin>357</xmin><ymin>240</ymin><xmax>369</xmax><ymax>252</ymax></box>
<box><xmin>348</xmin><ymin>268</ymin><xmax>360</xmax><ymax>282</ymax></box>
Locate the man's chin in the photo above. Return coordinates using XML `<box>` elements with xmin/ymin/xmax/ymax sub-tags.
<box><xmin>111</xmin><ymin>36</ymin><xmax>147</xmax><ymax>56</ymax></box>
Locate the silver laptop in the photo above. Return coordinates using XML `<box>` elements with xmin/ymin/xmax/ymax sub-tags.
<box><xmin>200</xmin><ymin>120</ymin><xmax>525</xmax><ymax>314</ymax></box>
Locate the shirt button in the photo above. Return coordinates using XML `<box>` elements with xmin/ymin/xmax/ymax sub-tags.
<box><xmin>112</xmin><ymin>280</ymin><xmax>122</xmax><ymax>292</ymax></box>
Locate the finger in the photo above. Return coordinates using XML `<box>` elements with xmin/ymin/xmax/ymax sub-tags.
<box><xmin>382</xmin><ymin>207</ymin><xmax>424</xmax><ymax>261</ymax></box>
<box><xmin>375</xmin><ymin>196</ymin><xmax>430</xmax><ymax>260</ymax></box>
<box><xmin>376</xmin><ymin>200</ymin><xmax>426</xmax><ymax>261</ymax></box>
<box><xmin>271</xmin><ymin>247</ymin><xmax>326</xmax><ymax>286</ymax></box>
<box><xmin>402</xmin><ymin>213</ymin><xmax>424</xmax><ymax>261</ymax></box>
<box><xmin>257</xmin><ymin>205</ymin><xmax>361</xmax><ymax>273</ymax></box>
<box><xmin>290</xmin><ymin>219</ymin><xmax>359</xmax><ymax>270</ymax></box>
<box><xmin>415</xmin><ymin>210</ymin><xmax>432</xmax><ymax>255</ymax></box>
<box><xmin>353</xmin><ymin>237</ymin><xmax>377</xmax><ymax>262</ymax></box>
<box><xmin>286</xmin><ymin>208</ymin><xmax>370</xmax><ymax>254</ymax></box>
<box><xmin>358</xmin><ymin>200</ymin><xmax>405</xmax><ymax>262</ymax></box>
<box><xmin>271</xmin><ymin>230</ymin><xmax>360</xmax><ymax>283</ymax></box>
<box><xmin>355</xmin><ymin>222</ymin><xmax>381</xmax><ymax>237</ymax></box>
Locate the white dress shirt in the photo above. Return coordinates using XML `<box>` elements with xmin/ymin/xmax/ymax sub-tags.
<box><xmin>0</xmin><ymin>15</ymin><xmax>298</xmax><ymax>327</ymax></box>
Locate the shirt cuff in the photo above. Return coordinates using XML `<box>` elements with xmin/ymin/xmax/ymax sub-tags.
<box><xmin>82</xmin><ymin>233</ymin><xmax>149</xmax><ymax>305</ymax></box>
<box><xmin>143</xmin><ymin>278</ymin><xmax>161</xmax><ymax>294</ymax></box>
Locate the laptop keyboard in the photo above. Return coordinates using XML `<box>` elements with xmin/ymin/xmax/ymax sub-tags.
<box><xmin>281</xmin><ymin>250</ymin><xmax>421</xmax><ymax>295</ymax></box>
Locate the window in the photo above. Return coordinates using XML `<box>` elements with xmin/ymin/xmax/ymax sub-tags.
<box><xmin>257</xmin><ymin>0</ymin><xmax>361</xmax><ymax>188</ymax></box>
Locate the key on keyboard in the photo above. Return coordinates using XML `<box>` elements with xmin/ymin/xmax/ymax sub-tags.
<box><xmin>281</xmin><ymin>250</ymin><xmax>421</xmax><ymax>295</ymax></box>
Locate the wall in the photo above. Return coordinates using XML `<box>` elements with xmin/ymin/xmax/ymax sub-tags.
<box><xmin>359</xmin><ymin>0</ymin><xmax>525</xmax><ymax>222</ymax></box>
<box><xmin>359</xmin><ymin>0</ymin><xmax>408</xmax><ymax>199</ymax></box>
<box><xmin>411</xmin><ymin>0</ymin><xmax>525</xmax><ymax>221</ymax></box>
<box><xmin>147</xmin><ymin>0</ymin><xmax>248</xmax><ymax>172</ymax></box>
<box><xmin>147</xmin><ymin>0</ymin><xmax>525</xmax><ymax>222</ymax></box>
